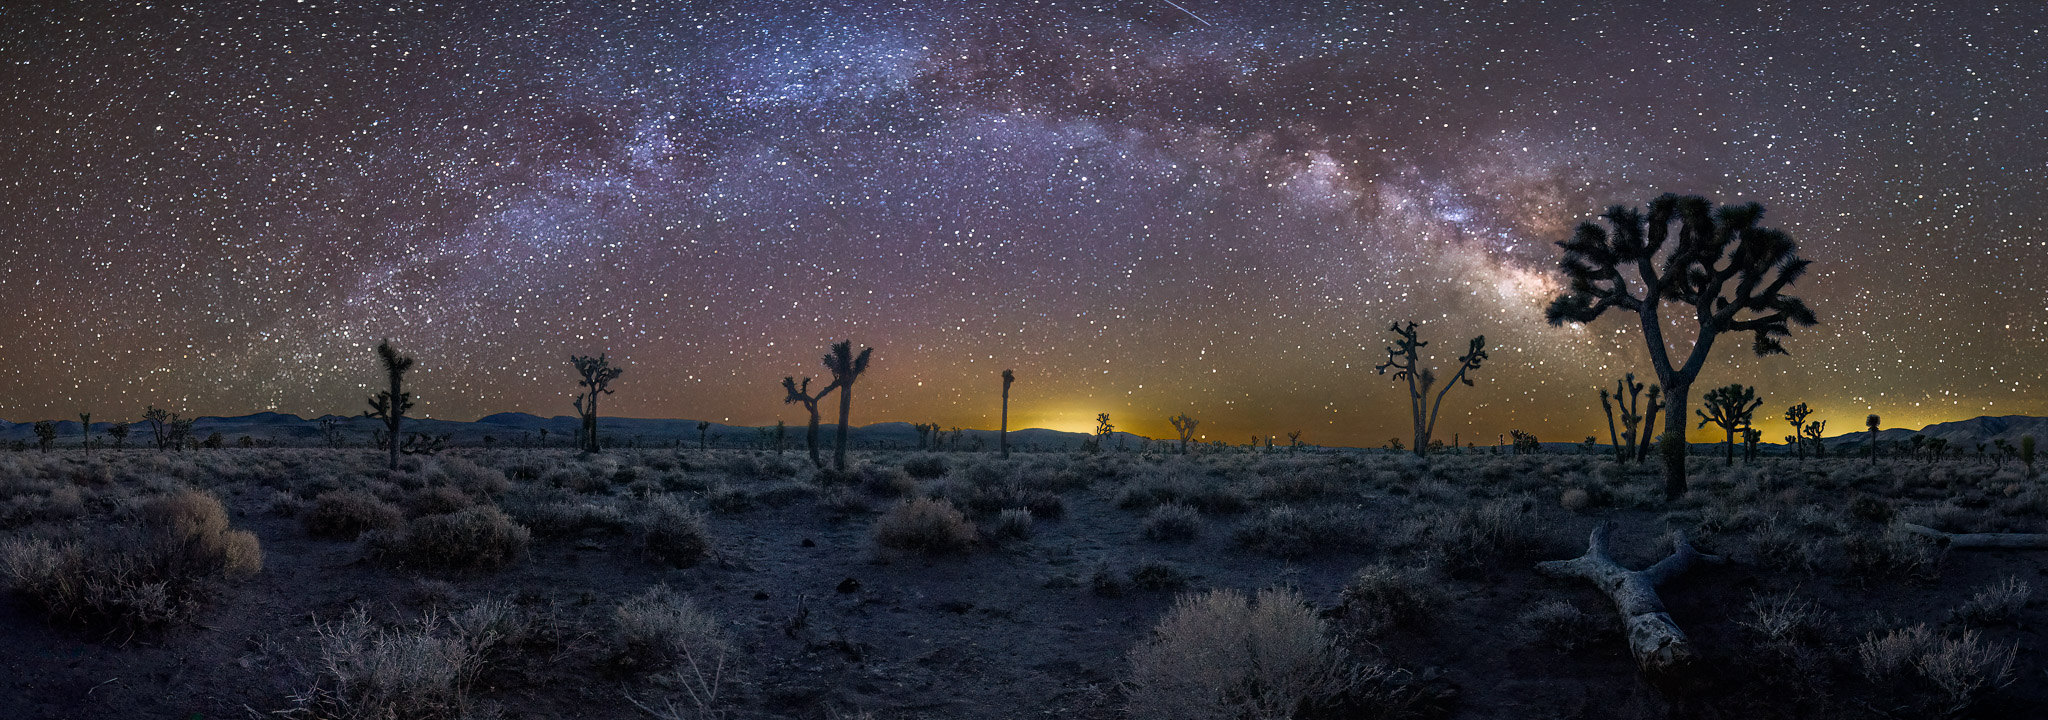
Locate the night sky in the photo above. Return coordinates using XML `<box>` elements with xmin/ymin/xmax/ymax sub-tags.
<box><xmin>2</xmin><ymin>1</ymin><xmax>2042</xmax><ymax>445</ymax></box>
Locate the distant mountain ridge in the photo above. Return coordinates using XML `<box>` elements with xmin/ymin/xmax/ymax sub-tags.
<box><xmin>0</xmin><ymin>411</ymin><xmax>2040</xmax><ymax>452</ymax></box>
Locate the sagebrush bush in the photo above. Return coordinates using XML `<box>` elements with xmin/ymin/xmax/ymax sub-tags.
<box><xmin>993</xmin><ymin>507</ymin><xmax>1034</xmax><ymax>540</ymax></box>
<box><xmin>369</xmin><ymin>506</ymin><xmax>530</xmax><ymax>572</ymax></box>
<box><xmin>1128</xmin><ymin>560</ymin><xmax>1190</xmax><ymax>591</ymax></box>
<box><xmin>612</xmin><ymin>585</ymin><xmax>730</xmax><ymax>684</ymax></box>
<box><xmin>902</xmin><ymin>454</ymin><xmax>949</xmax><ymax>479</ymax></box>
<box><xmin>1339</xmin><ymin>563</ymin><xmax>1446</xmax><ymax>637</ymax></box>
<box><xmin>639</xmin><ymin>495</ymin><xmax>712</xmax><ymax>568</ymax></box>
<box><xmin>0</xmin><ymin>489</ymin><xmax>261</xmax><ymax>637</ymax></box>
<box><xmin>873</xmin><ymin>498</ymin><xmax>977</xmax><ymax>553</ymax></box>
<box><xmin>1857</xmin><ymin>624</ymin><xmax>2016</xmax><ymax>716</ymax></box>
<box><xmin>1420</xmin><ymin>498</ymin><xmax>1545</xmax><ymax>572</ymax></box>
<box><xmin>1952</xmin><ymin>576</ymin><xmax>2031</xmax><ymax>626</ymax></box>
<box><xmin>1125</xmin><ymin>587</ymin><xmax>1348</xmax><ymax>720</ymax></box>
<box><xmin>292</xmin><ymin>601</ymin><xmax>516</xmax><ymax>720</ymax></box>
<box><xmin>1514</xmin><ymin>599</ymin><xmax>1610</xmax><ymax>652</ymax></box>
<box><xmin>1233</xmin><ymin>505</ymin><xmax>1368</xmax><ymax>558</ymax></box>
<box><xmin>304</xmin><ymin>490</ymin><xmax>404</xmax><ymax>539</ymax></box>
<box><xmin>1140</xmin><ymin>502</ymin><xmax>1202</xmax><ymax>542</ymax></box>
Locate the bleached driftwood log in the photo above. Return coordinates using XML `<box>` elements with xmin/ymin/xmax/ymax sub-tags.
<box><xmin>1901</xmin><ymin>523</ymin><xmax>2048</xmax><ymax>549</ymax></box>
<box><xmin>1535</xmin><ymin>521</ymin><xmax>1723</xmax><ymax>674</ymax></box>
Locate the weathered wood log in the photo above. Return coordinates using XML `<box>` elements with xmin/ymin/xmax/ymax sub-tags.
<box><xmin>1535</xmin><ymin>521</ymin><xmax>1723</xmax><ymax>674</ymax></box>
<box><xmin>1900</xmin><ymin>523</ymin><xmax>2048</xmax><ymax>549</ymax></box>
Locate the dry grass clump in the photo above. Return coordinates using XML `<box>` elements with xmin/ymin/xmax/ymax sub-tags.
<box><xmin>406</xmin><ymin>486</ymin><xmax>473</xmax><ymax>517</ymax></box>
<box><xmin>1952</xmin><ymin>576</ymin><xmax>2031</xmax><ymax>626</ymax></box>
<box><xmin>1856</xmin><ymin>624</ymin><xmax>2016</xmax><ymax>717</ymax></box>
<box><xmin>0</xmin><ymin>489</ymin><xmax>261</xmax><ymax>638</ymax></box>
<box><xmin>288</xmin><ymin>600</ymin><xmax>520</xmax><ymax>720</ymax></box>
<box><xmin>873</xmin><ymin>498</ymin><xmax>977</xmax><ymax>554</ymax></box>
<box><xmin>368</xmin><ymin>506</ymin><xmax>530</xmax><ymax>572</ymax></box>
<box><xmin>1513</xmin><ymin>599</ymin><xmax>1612</xmax><ymax>653</ymax></box>
<box><xmin>859</xmin><ymin>464</ymin><xmax>919</xmax><ymax>497</ymax></box>
<box><xmin>1140</xmin><ymin>502</ymin><xmax>1202</xmax><ymax>542</ymax></box>
<box><xmin>1738</xmin><ymin>591</ymin><xmax>1836</xmax><ymax>680</ymax></box>
<box><xmin>304</xmin><ymin>490</ymin><xmax>405</xmax><ymax>539</ymax></box>
<box><xmin>612</xmin><ymin>585</ymin><xmax>731</xmax><ymax>719</ymax></box>
<box><xmin>499</xmin><ymin>485</ymin><xmax>628</xmax><ymax>538</ymax></box>
<box><xmin>901</xmin><ymin>454</ymin><xmax>949</xmax><ymax>479</ymax></box>
<box><xmin>1418</xmin><ymin>498</ymin><xmax>1546</xmax><ymax>572</ymax></box>
<box><xmin>992</xmin><ymin>507</ymin><xmax>1035</xmax><ymax>540</ymax></box>
<box><xmin>1232</xmin><ymin>505</ymin><xmax>1369</xmax><ymax>558</ymax></box>
<box><xmin>638</xmin><ymin>495</ymin><xmax>712</xmax><ymax>568</ymax></box>
<box><xmin>1125</xmin><ymin>587</ymin><xmax>1349</xmax><ymax>720</ymax></box>
<box><xmin>1338</xmin><ymin>563</ymin><xmax>1447</xmax><ymax>637</ymax></box>
<box><xmin>1128</xmin><ymin>559</ymin><xmax>1191</xmax><ymax>591</ymax></box>
<box><xmin>1842</xmin><ymin>525</ymin><xmax>1939</xmax><ymax>582</ymax></box>
<box><xmin>1114</xmin><ymin>473</ymin><xmax>1248</xmax><ymax>514</ymax></box>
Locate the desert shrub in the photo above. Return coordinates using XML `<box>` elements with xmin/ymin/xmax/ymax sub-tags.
<box><xmin>1843</xmin><ymin>525</ymin><xmax>1939</xmax><ymax>582</ymax></box>
<box><xmin>1514</xmin><ymin>599</ymin><xmax>1611</xmax><ymax>652</ymax></box>
<box><xmin>638</xmin><ymin>496</ymin><xmax>712</xmax><ymax>568</ymax></box>
<box><xmin>1857</xmin><ymin>624</ymin><xmax>2016</xmax><ymax>717</ymax></box>
<box><xmin>406</xmin><ymin>486</ymin><xmax>472</xmax><ymax>517</ymax></box>
<box><xmin>1252</xmin><ymin>470</ymin><xmax>1344</xmax><ymax>502</ymax></box>
<box><xmin>291</xmin><ymin>601</ymin><xmax>514</xmax><ymax>720</ymax></box>
<box><xmin>1091</xmin><ymin>562</ymin><xmax>1128</xmax><ymax>597</ymax></box>
<box><xmin>1848</xmin><ymin>493</ymin><xmax>1896</xmax><ymax>524</ymax></box>
<box><xmin>369</xmin><ymin>507</ymin><xmax>530</xmax><ymax>572</ymax></box>
<box><xmin>1125</xmin><ymin>587</ymin><xmax>1347</xmax><ymax>720</ymax></box>
<box><xmin>1339</xmin><ymin>563</ymin><xmax>1447</xmax><ymax>637</ymax></box>
<box><xmin>612</xmin><ymin>586</ymin><xmax>733</xmax><ymax>718</ymax></box>
<box><xmin>1129</xmin><ymin>560</ymin><xmax>1190</xmax><ymax>591</ymax></box>
<box><xmin>1559</xmin><ymin>488</ymin><xmax>1590</xmax><ymax>511</ymax></box>
<box><xmin>705</xmin><ymin>483</ymin><xmax>753</xmax><ymax>514</ymax></box>
<box><xmin>1748</xmin><ymin>518</ymin><xmax>1818</xmax><ymax>573</ymax></box>
<box><xmin>873</xmin><ymin>498</ymin><xmax>976</xmax><ymax>554</ymax></box>
<box><xmin>992</xmin><ymin>507</ymin><xmax>1034</xmax><ymax>540</ymax></box>
<box><xmin>902</xmin><ymin>454</ymin><xmax>948</xmax><ymax>479</ymax></box>
<box><xmin>751</xmin><ymin>481</ymin><xmax>819</xmax><ymax>507</ymax></box>
<box><xmin>1232</xmin><ymin>505</ymin><xmax>1368</xmax><ymax>558</ymax></box>
<box><xmin>859</xmin><ymin>465</ymin><xmax>918</xmax><ymax>497</ymax></box>
<box><xmin>1952</xmin><ymin>576</ymin><xmax>2031</xmax><ymax>626</ymax></box>
<box><xmin>1738</xmin><ymin>591</ymin><xmax>1835</xmax><ymax>680</ymax></box>
<box><xmin>949</xmin><ymin>481</ymin><xmax>1065</xmax><ymax>519</ymax></box>
<box><xmin>1115</xmin><ymin>474</ymin><xmax>1248</xmax><ymax>514</ymax></box>
<box><xmin>0</xmin><ymin>489</ymin><xmax>261</xmax><ymax>637</ymax></box>
<box><xmin>435</xmin><ymin>457</ymin><xmax>510</xmax><ymax>497</ymax></box>
<box><xmin>304</xmin><ymin>490</ymin><xmax>405</xmax><ymax>540</ymax></box>
<box><xmin>821</xmin><ymin>486</ymin><xmax>872</xmax><ymax>514</ymax></box>
<box><xmin>1140</xmin><ymin>503</ymin><xmax>1202</xmax><ymax>542</ymax></box>
<box><xmin>543</xmin><ymin>464</ymin><xmax>607</xmax><ymax>493</ymax></box>
<box><xmin>1420</xmin><ymin>498</ymin><xmax>1545</xmax><ymax>572</ymax></box>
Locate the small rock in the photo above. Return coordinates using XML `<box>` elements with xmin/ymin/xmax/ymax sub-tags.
<box><xmin>753</xmin><ymin>591</ymin><xmax>771</xmax><ymax>600</ymax></box>
<box><xmin>837</xmin><ymin>577</ymin><xmax>862</xmax><ymax>594</ymax></box>
<box><xmin>801</xmin><ymin>538</ymin><xmax>816</xmax><ymax>547</ymax></box>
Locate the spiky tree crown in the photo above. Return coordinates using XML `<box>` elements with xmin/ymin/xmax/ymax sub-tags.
<box><xmin>822</xmin><ymin>341</ymin><xmax>872</xmax><ymax>386</ymax></box>
<box><xmin>1695</xmin><ymin>383</ymin><xmax>1763</xmax><ymax>430</ymax></box>
<box><xmin>1546</xmin><ymin>194</ymin><xmax>1819</xmax><ymax>356</ymax></box>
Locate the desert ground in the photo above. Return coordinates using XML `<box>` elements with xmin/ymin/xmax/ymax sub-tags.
<box><xmin>0</xmin><ymin>446</ymin><xmax>2041</xmax><ymax>719</ymax></box>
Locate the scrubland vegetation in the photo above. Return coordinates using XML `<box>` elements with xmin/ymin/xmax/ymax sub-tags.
<box><xmin>0</xmin><ymin>446</ymin><xmax>2042</xmax><ymax>718</ymax></box>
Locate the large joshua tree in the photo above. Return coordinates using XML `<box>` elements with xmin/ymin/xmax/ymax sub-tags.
<box><xmin>1376</xmin><ymin>321</ymin><xmax>1487</xmax><ymax>457</ymax></box>
<box><xmin>999</xmin><ymin>369</ymin><xmax>1015</xmax><ymax>459</ymax></box>
<box><xmin>1546</xmin><ymin>194</ymin><xmax>1818</xmax><ymax>499</ymax></box>
<box><xmin>363</xmin><ymin>339</ymin><xmax>415</xmax><ymax>471</ymax></box>
<box><xmin>1695</xmin><ymin>383</ymin><xmax>1762</xmax><ymax>466</ymax></box>
<box><xmin>570</xmin><ymin>353</ymin><xmax>623</xmax><ymax>454</ymax></box>
<box><xmin>821</xmin><ymin>340</ymin><xmax>872</xmax><ymax>471</ymax></box>
<box><xmin>1168</xmin><ymin>413</ymin><xmax>1199</xmax><ymax>454</ymax></box>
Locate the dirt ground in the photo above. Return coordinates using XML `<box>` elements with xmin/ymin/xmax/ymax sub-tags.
<box><xmin>0</xmin><ymin>447</ymin><xmax>2042</xmax><ymax>719</ymax></box>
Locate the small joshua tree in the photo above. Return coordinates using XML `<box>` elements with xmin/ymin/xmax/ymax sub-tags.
<box><xmin>363</xmin><ymin>339</ymin><xmax>416</xmax><ymax>471</ymax></box>
<box><xmin>1695</xmin><ymin>383</ymin><xmax>1762</xmax><ymax>466</ymax></box>
<box><xmin>1287</xmin><ymin>430</ymin><xmax>1303</xmax><ymax>452</ymax></box>
<box><xmin>1509</xmin><ymin>429</ymin><xmax>1541</xmax><ymax>455</ymax></box>
<box><xmin>1091</xmin><ymin>413</ymin><xmax>1114</xmax><ymax>453</ymax></box>
<box><xmin>1168</xmin><ymin>413</ymin><xmax>1199</xmax><ymax>454</ymax></box>
<box><xmin>108</xmin><ymin>421</ymin><xmax>129</xmax><ymax>450</ymax></box>
<box><xmin>1803</xmin><ymin>419</ymin><xmax>1828</xmax><ymax>459</ymax></box>
<box><xmin>77</xmin><ymin>413</ymin><xmax>92</xmax><ymax>457</ymax></box>
<box><xmin>143</xmin><ymin>405</ymin><xmax>173</xmax><ymax>451</ymax></box>
<box><xmin>1375</xmin><ymin>321</ymin><xmax>1487</xmax><ymax>457</ymax></box>
<box><xmin>1546</xmin><ymin>194</ymin><xmax>1818</xmax><ymax>499</ymax></box>
<box><xmin>1785</xmin><ymin>403</ymin><xmax>1813</xmax><ymax>460</ymax></box>
<box><xmin>569</xmin><ymin>353</ymin><xmax>623</xmax><ymax>454</ymax></box>
<box><xmin>2023</xmin><ymin>435</ymin><xmax>2037</xmax><ymax>478</ymax></box>
<box><xmin>821</xmin><ymin>340</ymin><xmax>873</xmax><ymax>472</ymax></box>
<box><xmin>775</xmin><ymin>420</ymin><xmax>787</xmax><ymax>455</ymax></box>
<box><xmin>33</xmin><ymin>421</ymin><xmax>56</xmax><ymax>452</ymax></box>
<box><xmin>1598</xmin><ymin>388</ymin><xmax>1623</xmax><ymax>462</ymax></box>
<box><xmin>781</xmin><ymin>377</ymin><xmax>834</xmax><ymax>468</ymax></box>
<box><xmin>1000</xmin><ymin>369</ymin><xmax>1015</xmax><ymax>459</ymax></box>
<box><xmin>697</xmin><ymin>420</ymin><xmax>711</xmax><ymax>450</ymax></box>
<box><xmin>1742</xmin><ymin>428</ymin><xmax>1762</xmax><ymax>462</ymax></box>
<box><xmin>1866</xmin><ymin>414</ymin><xmax>1881</xmax><ymax>463</ymax></box>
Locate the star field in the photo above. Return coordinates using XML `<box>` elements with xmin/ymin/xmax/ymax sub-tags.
<box><xmin>1</xmin><ymin>1</ymin><xmax>2042</xmax><ymax>445</ymax></box>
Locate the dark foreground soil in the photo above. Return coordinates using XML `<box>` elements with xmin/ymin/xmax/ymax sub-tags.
<box><xmin>0</xmin><ymin>448</ymin><xmax>2042</xmax><ymax>719</ymax></box>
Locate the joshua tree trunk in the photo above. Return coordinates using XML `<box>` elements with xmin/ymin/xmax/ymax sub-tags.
<box><xmin>1537</xmin><ymin>522</ymin><xmax>1723</xmax><ymax>674</ymax></box>
<box><xmin>1601</xmin><ymin>391</ymin><xmax>1622</xmax><ymax>462</ymax></box>
<box><xmin>807</xmin><ymin>407</ymin><xmax>823</xmax><ymax>468</ymax></box>
<box><xmin>834</xmin><ymin>383</ymin><xmax>852</xmax><ymax>471</ymax></box>
<box><xmin>1000</xmin><ymin>369</ymin><xmax>1014</xmax><ymax>459</ymax></box>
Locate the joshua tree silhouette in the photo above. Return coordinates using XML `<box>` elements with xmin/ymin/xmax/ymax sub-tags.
<box><xmin>569</xmin><ymin>354</ymin><xmax>623</xmax><ymax>454</ymax></box>
<box><xmin>109</xmin><ymin>421</ymin><xmax>129</xmax><ymax>450</ymax></box>
<box><xmin>1598</xmin><ymin>388</ymin><xmax>1622</xmax><ymax>462</ymax></box>
<box><xmin>1092</xmin><ymin>413</ymin><xmax>1114</xmax><ymax>453</ymax></box>
<box><xmin>1000</xmin><ymin>369</ymin><xmax>1015</xmax><ymax>459</ymax></box>
<box><xmin>1866</xmin><ymin>414</ymin><xmax>1881</xmax><ymax>462</ymax></box>
<box><xmin>363</xmin><ymin>340</ymin><xmax>415</xmax><ymax>471</ymax></box>
<box><xmin>1803</xmin><ymin>419</ymin><xmax>1828</xmax><ymax>458</ymax></box>
<box><xmin>1785</xmin><ymin>403</ymin><xmax>1813</xmax><ymax>460</ymax></box>
<box><xmin>1610</xmin><ymin>375</ymin><xmax>1662</xmax><ymax>463</ymax></box>
<box><xmin>821</xmin><ymin>340</ymin><xmax>873</xmax><ymax>471</ymax></box>
<box><xmin>1695</xmin><ymin>383</ymin><xmax>1762</xmax><ymax>466</ymax></box>
<box><xmin>78</xmin><ymin>413</ymin><xmax>91</xmax><ymax>457</ymax></box>
<box><xmin>1546</xmin><ymin>194</ymin><xmax>1817</xmax><ymax>499</ymax></box>
<box><xmin>1375</xmin><ymin>321</ymin><xmax>1487</xmax><ymax>457</ymax></box>
<box><xmin>697</xmin><ymin>420</ymin><xmax>711</xmax><ymax>450</ymax></box>
<box><xmin>1168</xmin><ymin>413</ymin><xmax>1199</xmax><ymax>454</ymax></box>
<box><xmin>781</xmin><ymin>377</ymin><xmax>834</xmax><ymax>468</ymax></box>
